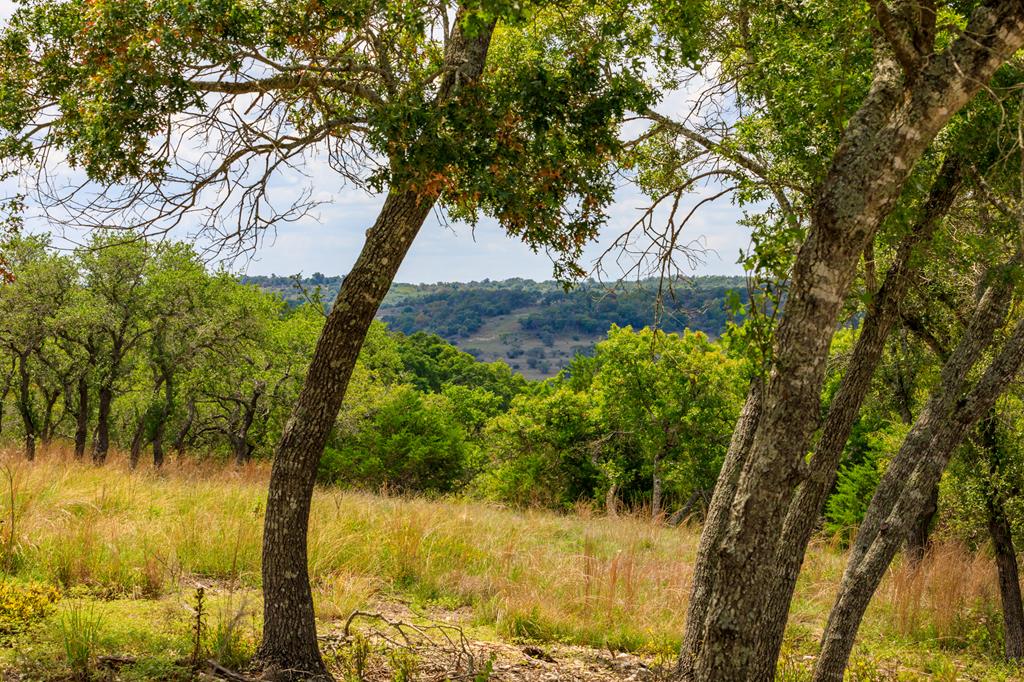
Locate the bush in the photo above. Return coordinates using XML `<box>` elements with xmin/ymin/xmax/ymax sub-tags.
<box><xmin>321</xmin><ymin>387</ymin><xmax>470</xmax><ymax>494</ymax></box>
<box><xmin>0</xmin><ymin>580</ymin><xmax>60</xmax><ymax>636</ymax></box>
<box><xmin>825</xmin><ymin>457</ymin><xmax>881</xmax><ymax>540</ymax></box>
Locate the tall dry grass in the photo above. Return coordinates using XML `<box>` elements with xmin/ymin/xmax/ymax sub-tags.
<box><xmin>0</xmin><ymin>444</ymin><xmax>1014</xmax><ymax>661</ymax></box>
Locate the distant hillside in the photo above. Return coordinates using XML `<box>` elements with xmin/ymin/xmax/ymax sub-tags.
<box><xmin>245</xmin><ymin>274</ymin><xmax>748</xmax><ymax>379</ymax></box>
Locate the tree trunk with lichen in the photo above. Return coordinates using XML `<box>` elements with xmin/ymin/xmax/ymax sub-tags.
<box><xmin>680</xmin><ymin>5</ymin><xmax>1024</xmax><ymax>678</ymax></box>
<box><xmin>814</xmin><ymin>281</ymin><xmax>1024</xmax><ymax>681</ymax></box>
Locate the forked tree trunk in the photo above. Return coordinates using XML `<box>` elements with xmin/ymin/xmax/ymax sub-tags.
<box><xmin>256</xmin><ymin>20</ymin><xmax>494</xmax><ymax>679</ymax></box>
<box><xmin>814</xmin><ymin>298</ymin><xmax>1024</xmax><ymax>681</ymax></box>
<box><xmin>747</xmin><ymin>155</ymin><xmax>964</xmax><ymax>669</ymax></box>
<box><xmin>172</xmin><ymin>398</ymin><xmax>196</xmax><ymax>459</ymax></box>
<box><xmin>38</xmin><ymin>388</ymin><xmax>58</xmax><ymax>447</ymax></box>
<box><xmin>681</xmin><ymin>6</ymin><xmax>1024</xmax><ymax>678</ymax></box>
<box><xmin>129</xmin><ymin>413</ymin><xmax>147</xmax><ymax>469</ymax></box>
<box><xmin>677</xmin><ymin>380</ymin><xmax>763</xmax><ymax>676</ymax></box>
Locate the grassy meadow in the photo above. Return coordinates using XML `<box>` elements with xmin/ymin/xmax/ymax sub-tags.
<box><xmin>0</xmin><ymin>445</ymin><xmax>1018</xmax><ymax>680</ymax></box>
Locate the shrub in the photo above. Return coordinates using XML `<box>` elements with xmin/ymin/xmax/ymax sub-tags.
<box><xmin>321</xmin><ymin>387</ymin><xmax>470</xmax><ymax>493</ymax></box>
<box><xmin>0</xmin><ymin>580</ymin><xmax>60</xmax><ymax>636</ymax></box>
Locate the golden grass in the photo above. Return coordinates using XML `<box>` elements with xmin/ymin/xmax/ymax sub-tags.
<box><xmin>0</xmin><ymin>444</ymin><xmax>1020</xmax><ymax>679</ymax></box>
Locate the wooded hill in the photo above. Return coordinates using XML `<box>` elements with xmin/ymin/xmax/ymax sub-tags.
<box><xmin>245</xmin><ymin>275</ymin><xmax>748</xmax><ymax>378</ymax></box>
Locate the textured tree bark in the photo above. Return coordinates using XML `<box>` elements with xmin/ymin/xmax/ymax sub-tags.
<box><xmin>989</xmin><ymin>491</ymin><xmax>1024</xmax><ymax>660</ymax></box>
<box><xmin>814</xmin><ymin>289</ymin><xmax>1024</xmax><ymax>682</ymax></box>
<box><xmin>903</xmin><ymin>482</ymin><xmax>938</xmax><ymax>565</ymax></box>
<box><xmin>232</xmin><ymin>390</ymin><xmax>261</xmax><ymax>467</ymax></box>
<box><xmin>129</xmin><ymin>415</ymin><xmax>147</xmax><ymax>469</ymax></box>
<box><xmin>256</xmin><ymin>188</ymin><xmax>437</xmax><ymax>680</ymax></box>
<box><xmin>172</xmin><ymin>397</ymin><xmax>196</xmax><ymax>458</ymax></box>
<box><xmin>652</xmin><ymin>455</ymin><xmax>663</xmax><ymax>520</ymax></box>
<box><xmin>746</xmin><ymin>154</ymin><xmax>962</xmax><ymax>671</ymax></box>
<box><xmin>255</xmin><ymin>17</ymin><xmax>495</xmax><ymax>679</ymax></box>
<box><xmin>606</xmin><ymin>483</ymin><xmax>619</xmax><ymax>517</ymax></box>
<box><xmin>151</xmin><ymin>368</ymin><xmax>174</xmax><ymax>468</ymax></box>
<box><xmin>38</xmin><ymin>388</ymin><xmax>58</xmax><ymax>446</ymax></box>
<box><xmin>91</xmin><ymin>384</ymin><xmax>113</xmax><ymax>464</ymax></box>
<box><xmin>677</xmin><ymin>380</ymin><xmax>763</xmax><ymax>677</ymax></box>
<box><xmin>682</xmin><ymin>6</ymin><xmax>1024</xmax><ymax>678</ymax></box>
<box><xmin>74</xmin><ymin>374</ymin><xmax>89</xmax><ymax>459</ymax></box>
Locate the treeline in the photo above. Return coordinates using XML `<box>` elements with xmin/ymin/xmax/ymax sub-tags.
<box><xmin>0</xmin><ymin>235</ymin><xmax>756</xmax><ymax>516</ymax></box>
<box><xmin>9</xmin><ymin>233</ymin><xmax>1022</xmax><ymax>549</ymax></box>
<box><xmin>0</xmin><ymin>233</ymin><xmax>319</xmax><ymax>466</ymax></box>
<box><xmin>246</xmin><ymin>275</ymin><xmax>748</xmax><ymax>341</ymax></box>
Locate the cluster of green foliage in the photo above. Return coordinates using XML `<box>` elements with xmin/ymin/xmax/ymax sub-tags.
<box><xmin>0</xmin><ymin>232</ymin><xmax>321</xmax><ymax>464</ymax></box>
<box><xmin>1</xmin><ymin>235</ymin><xmax>755</xmax><ymax>517</ymax></box>
<box><xmin>477</xmin><ymin>326</ymin><xmax>746</xmax><ymax>512</ymax></box>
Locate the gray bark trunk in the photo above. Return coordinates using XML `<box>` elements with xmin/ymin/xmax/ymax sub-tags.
<box><xmin>681</xmin><ymin>6</ymin><xmax>1024</xmax><ymax>678</ymax></box>
<box><xmin>814</xmin><ymin>284</ymin><xmax>1024</xmax><ymax>681</ymax></box>
<box><xmin>977</xmin><ymin>416</ymin><xmax>1024</xmax><ymax>661</ymax></box>
<box><xmin>172</xmin><ymin>397</ymin><xmax>196</xmax><ymax>458</ymax></box>
<box><xmin>748</xmin><ymin>153</ymin><xmax>962</xmax><ymax>669</ymax></box>
<box><xmin>652</xmin><ymin>456</ymin><xmax>663</xmax><ymax>520</ymax></box>
<box><xmin>903</xmin><ymin>482</ymin><xmax>938</xmax><ymax>565</ymax></box>
<box><xmin>74</xmin><ymin>374</ymin><xmax>89</xmax><ymax>460</ymax></box>
<box><xmin>91</xmin><ymin>384</ymin><xmax>112</xmax><ymax>464</ymax></box>
<box><xmin>677</xmin><ymin>380</ymin><xmax>763</xmax><ymax>676</ymax></box>
<box><xmin>15</xmin><ymin>354</ymin><xmax>35</xmax><ymax>461</ymax></box>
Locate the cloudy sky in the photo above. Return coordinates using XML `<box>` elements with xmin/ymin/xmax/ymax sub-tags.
<box><xmin>0</xmin><ymin>0</ymin><xmax>750</xmax><ymax>285</ymax></box>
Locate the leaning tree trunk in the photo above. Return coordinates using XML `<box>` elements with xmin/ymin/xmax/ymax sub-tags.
<box><xmin>978</xmin><ymin>412</ymin><xmax>1024</xmax><ymax>661</ymax></box>
<box><xmin>813</xmin><ymin>301</ymin><xmax>1024</xmax><ymax>681</ymax></box>
<box><xmin>747</xmin><ymin>154</ymin><xmax>964</xmax><ymax>670</ymax></box>
<box><xmin>254</xmin><ymin>16</ymin><xmax>495</xmax><ymax>681</ymax></box>
<box><xmin>677</xmin><ymin>380</ymin><xmax>763</xmax><ymax>677</ymax></box>
<box><xmin>681</xmin><ymin>7</ymin><xmax>1024</xmax><ymax>678</ymax></box>
<box><xmin>988</xmin><ymin>487</ymin><xmax>1024</xmax><ymax>660</ymax></box>
<box><xmin>256</xmin><ymin>189</ymin><xmax>438</xmax><ymax>679</ymax></box>
<box><xmin>171</xmin><ymin>397</ymin><xmax>196</xmax><ymax>459</ymax></box>
<box><xmin>129</xmin><ymin>413</ymin><xmax>147</xmax><ymax>469</ymax></box>
<box><xmin>91</xmin><ymin>384</ymin><xmax>113</xmax><ymax>464</ymax></box>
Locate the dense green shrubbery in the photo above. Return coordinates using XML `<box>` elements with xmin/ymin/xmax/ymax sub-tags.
<box><xmin>319</xmin><ymin>387</ymin><xmax>471</xmax><ymax>494</ymax></box>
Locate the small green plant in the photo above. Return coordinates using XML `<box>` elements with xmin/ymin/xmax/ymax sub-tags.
<box><xmin>59</xmin><ymin>600</ymin><xmax>103</xmax><ymax>681</ymax></box>
<box><xmin>388</xmin><ymin>649</ymin><xmax>418</xmax><ymax>682</ymax></box>
<box><xmin>208</xmin><ymin>595</ymin><xmax>256</xmax><ymax>670</ymax></box>
<box><xmin>473</xmin><ymin>655</ymin><xmax>495</xmax><ymax>682</ymax></box>
<box><xmin>190</xmin><ymin>586</ymin><xmax>206</xmax><ymax>669</ymax></box>
<box><xmin>339</xmin><ymin>633</ymin><xmax>373</xmax><ymax>681</ymax></box>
